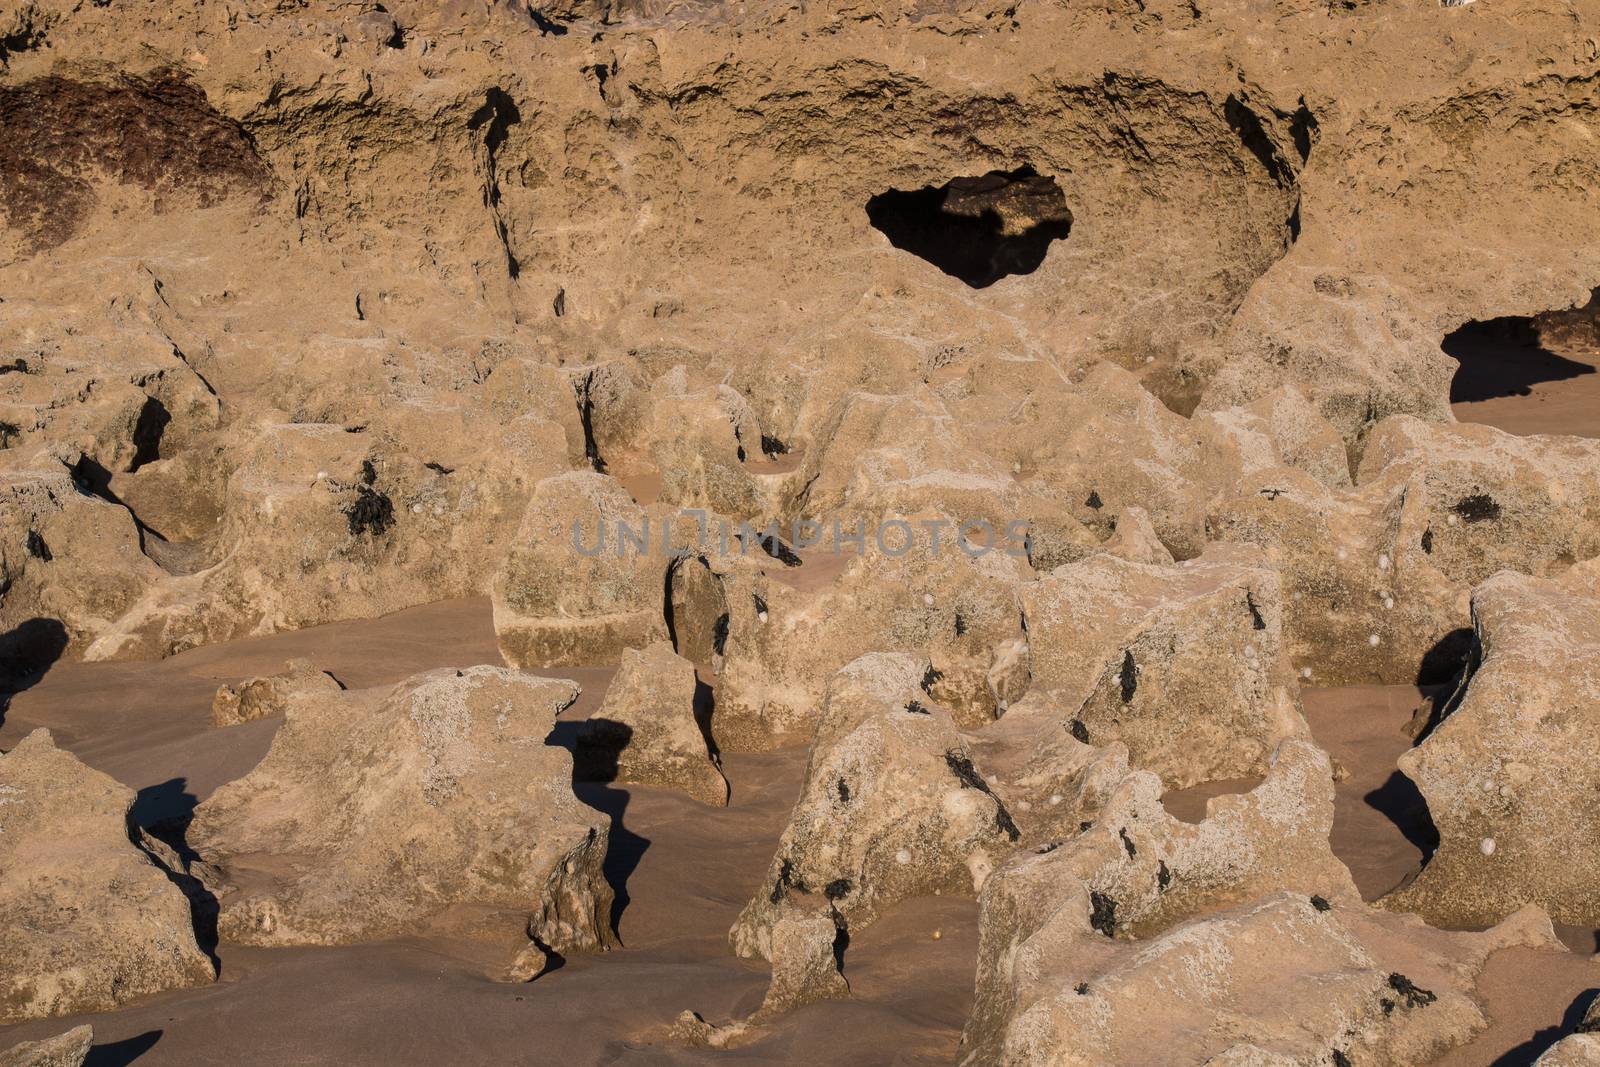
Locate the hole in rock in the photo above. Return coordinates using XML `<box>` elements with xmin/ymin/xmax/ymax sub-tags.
<box><xmin>866</xmin><ymin>165</ymin><xmax>1072</xmax><ymax>288</ymax></box>
<box><xmin>1446</xmin><ymin>288</ymin><xmax>1600</xmax><ymax>437</ymax></box>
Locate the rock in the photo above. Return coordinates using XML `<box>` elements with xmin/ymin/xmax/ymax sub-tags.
<box><xmin>1020</xmin><ymin>544</ymin><xmax>1306</xmax><ymax>789</ymax></box>
<box><xmin>492</xmin><ymin>471</ymin><xmax>669</xmax><ymax>668</ymax></box>
<box><xmin>189</xmin><ymin>667</ymin><xmax>616</xmax><ymax>952</ymax></box>
<box><xmin>0</xmin><ymin>730</ymin><xmax>214</xmax><ymax>1023</ymax></box>
<box><xmin>731</xmin><ymin>653</ymin><xmax>1019</xmax><ymax>959</ymax></box>
<box><xmin>968</xmin><ymin>892</ymin><xmax>1556</xmax><ymax>1067</ymax></box>
<box><xmin>1100</xmin><ymin>505</ymin><xmax>1173</xmax><ymax>565</ymax></box>
<box><xmin>714</xmin><ymin>510</ymin><xmax>1031</xmax><ymax>749</ymax></box>
<box><xmin>0</xmin><ymin>1026</ymin><xmax>93</xmax><ymax>1067</ymax></box>
<box><xmin>962</xmin><ymin>731</ymin><xmax>1560</xmax><ymax>1066</ymax></box>
<box><xmin>1358</xmin><ymin>416</ymin><xmax>1600</xmax><ymax>588</ymax></box>
<box><xmin>211</xmin><ymin>657</ymin><xmax>342</xmax><ymax>727</ymax></box>
<box><xmin>575</xmin><ymin>640</ymin><xmax>728</xmax><ymax>806</ymax></box>
<box><xmin>1208</xmin><ymin>464</ymin><xmax>1467</xmax><ymax>685</ymax></box>
<box><xmin>1387</xmin><ymin>572</ymin><xmax>1600</xmax><ymax>928</ymax></box>
<box><xmin>0</xmin><ymin>461</ymin><xmax>164</xmax><ymax>666</ymax></box>
<box><xmin>751</xmin><ymin>904</ymin><xmax>850</xmax><ymax>1020</ymax></box>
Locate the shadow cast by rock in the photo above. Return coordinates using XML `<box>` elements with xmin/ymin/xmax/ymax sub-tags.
<box><xmin>84</xmin><ymin>1029</ymin><xmax>163</xmax><ymax>1067</ymax></box>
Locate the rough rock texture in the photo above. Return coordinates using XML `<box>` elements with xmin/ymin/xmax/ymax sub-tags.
<box><xmin>0</xmin><ymin>1026</ymin><xmax>92</xmax><ymax>1067</ymax></box>
<box><xmin>211</xmin><ymin>657</ymin><xmax>342</xmax><ymax>727</ymax></box>
<box><xmin>752</xmin><ymin>904</ymin><xmax>850</xmax><ymax>1020</ymax></box>
<box><xmin>575</xmin><ymin>640</ymin><xmax>727</xmax><ymax>805</ymax></box>
<box><xmin>731</xmin><ymin>654</ymin><xmax>1020</xmax><ymax>959</ymax></box>
<box><xmin>0</xmin><ymin>0</ymin><xmax>1593</xmax><ymax>676</ymax></box>
<box><xmin>961</xmin><ymin>734</ymin><xmax>1562</xmax><ymax>1066</ymax></box>
<box><xmin>189</xmin><ymin>667</ymin><xmax>615</xmax><ymax>952</ymax></box>
<box><xmin>1021</xmin><ymin>544</ymin><xmax>1306</xmax><ymax>789</ymax></box>
<box><xmin>714</xmin><ymin>513</ymin><xmax>1032</xmax><ymax>749</ymax></box>
<box><xmin>0</xmin><ymin>731</ymin><xmax>214</xmax><ymax>1023</ymax></box>
<box><xmin>1387</xmin><ymin>572</ymin><xmax>1600</xmax><ymax>928</ymax></box>
<box><xmin>492</xmin><ymin>472</ymin><xmax>668</xmax><ymax>668</ymax></box>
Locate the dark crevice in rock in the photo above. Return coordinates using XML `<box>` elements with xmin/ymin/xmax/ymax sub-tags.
<box><xmin>866</xmin><ymin>165</ymin><xmax>1072</xmax><ymax>288</ymax></box>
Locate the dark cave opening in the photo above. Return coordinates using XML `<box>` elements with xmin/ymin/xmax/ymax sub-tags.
<box><xmin>1445</xmin><ymin>289</ymin><xmax>1600</xmax><ymax>404</ymax></box>
<box><xmin>866</xmin><ymin>165</ymin><xmax>1072</xmax><ymax>289</ymax></box>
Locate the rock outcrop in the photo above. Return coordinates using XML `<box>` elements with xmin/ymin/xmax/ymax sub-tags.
<box><xmin>189</xmin><ymin>667</ymin><xmax>616</xmax><ymax>953</ymax></box>
<box><xmin>1388</xmin><ymin>571</ymin><xmax>1600</xmax><ymax>928</ymax></box>
<box><xmin>211</xmin><ymin>657</ymin><xmax>341</xmax><ymax>727</ymax></box>
<box><xmin>731</xmin><ymin>654</ymin><xmax>1020</xmax><ymax>959</ymax></box>
<box><xmin>0</xmin><ymin>1026</ymin><xmax>93</xmax><ymax>1067</ymax></box>
<box><xmin>575</xmin><ymin>640</ymin><xmax>727</xmax><ymax>806</ymax></box>
<box><xmin>0</xmin><ymin>731</ymin><xmax>214</xmax><ymax>1023</ymax></box>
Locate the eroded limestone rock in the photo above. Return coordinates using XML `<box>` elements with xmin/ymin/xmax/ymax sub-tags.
<box><xmin>0</xmin><ymin>731</ymin><xmax>213</xmax><ymax>1023</ymax></box>
<box><xmin>211</xmin><ymin>657</ymin><xmax>342</xmax><ymax>727</ymax></box>
<box><xmin>731</xmin><ymin>653</ymin><xmax>1019</xmax><ymax>959</ymax></box>
<box><xmin>0</xmin><ymin>1026</ymin><xmax>93</xmax><ymax>1067</ymax></box>
<box><xmin>190</xmin><ymin>667</ymin><xmax>615</xmax><ymax>952</ymax></box>
<box><xmin>575</xmin><ymin>640</ymin><xmax>727</xmax><ymax>806</ymax></box>
<box><xmin>1021</xmin><ymin>544</ymin><xmax>1306</xmax><ymax>789</ymax></box>
<box><xmin>1388</xmin><ymin>571</ymin><xmax>1600</xmax><ymax>928</ymax></box>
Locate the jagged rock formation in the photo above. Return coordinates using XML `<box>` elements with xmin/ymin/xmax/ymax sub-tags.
<box><xmin>0</xmin><ymin>731</ymin><xmax>214</xmax><ymax>1023</ymax></box>
<box><xmin>1020</xmin><ymin>544</ymin><xmax>1306</xmax><ymax>789</ymax></box>
<box><xmin>1387</xmin><ymin>571</ymin><xmax>1600</xmax><ymax>928</ymax></box>
<box><xmin>961</xmin><ymin>735</ymin><xmax>1563</xmax><ymax>1066</ymax></box>
<box><xmin>189</xmin><ymin>667</ymin><xmax>615</xmax><ymax>953</ymax></box>
<box><xmin>574</xmin><ymin>639</ymin><xmax>728</xmax><ymax>805</ymax></box>
<box><xmin>731</xmin><ymin>653</ymin><xmax>1020</xmax><ymax>959</ymax></box>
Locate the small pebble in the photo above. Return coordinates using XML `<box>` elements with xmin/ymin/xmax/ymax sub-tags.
<box><xmin>1480</xmin><ymin>837</ymin><xmax>1496</xmax><ymax>857</ymax></box>
<box><xmin>923</xmin><ymin>593</ymin><xmax>935</xmax><ymax>607</ymax></box>
<box><xmin>931</xmin><ymin>929</ymin><xmax>942</xmax><ymax>941</ymax></box>
<box><xmin>1368</xmin><ymin>633</ymin><xmax>1381</xmax><ymax>647</ymax></box>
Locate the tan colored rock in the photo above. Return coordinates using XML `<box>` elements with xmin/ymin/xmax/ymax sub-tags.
<box><xmin>962</xmin><ymin>734</ymin><xmax>1560</xmax><ymax>1066</ymax></box>
<box><xmin>1021</xmin><ymin>544</ymin><xmax>1306</xmax><ymax>789</ymax></box>
<box><xmin>575</xmin><ymin>641</ymin><xmax>727</xmax><ymax>806</ymax></box>
<box><xmin>189</xmin><ymin>667</ymin><xmax>615</xmax><ymax>953</ymax></box>
<box><xmin>731</xmin><ymin>653</ymin><xmax>1019</xmax><ymax>959</ymax></box>
<box><xmin>751</xmin><ymin>904</ymin><xmax>850</xmax><ymax>1020</ymax></box>
<box><xmin>0</xmin><ymin>730</ymin><xmax>214</xmax><ymax>1023</ymax></box>
<box><xmin>1358</xmin><ymin>416</ymin><xmax>1600</xmax><ymax>588</ymax></box>
<box><xmin>715</xmin><ymin>511</ymin><xmax>1031</xmax><ymax>748</ymax></box>
<box><xmin>1388</xmin><ymin>572</ymin><xmax>1600</xmax><ymax>928</ymax></box>
<box><xmin>493</xmin><ymin>471</ymin><xmax>669</xmax><ymax>668</ymax></box>
<box><xmin>1209</xmin><ymin>464</ymin><xmax>1467</xmax><ymax>686</ymax></box>
<box><xmin>1100</xmin><ymin>505</ymin><xmax>1173</xmax><ymax>566</ymax></box>
<box><xmin>211</xmin><ymin>657</ymin><xmax>342</xmax><ymax>727</ymax></box>
<box><xmin>0</xmin><ymin>1026</ymin><xmax>93</xmax><ymax>1067</ymax></box>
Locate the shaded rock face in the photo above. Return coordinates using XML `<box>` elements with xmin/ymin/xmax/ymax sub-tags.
<box><xmin>1387</xmin><ymin>572</ymin><xmax>1600</xmax><ymax>928</ymax></box>
<box><xmin>575</xmin><ymin>640</ymin><xmax>727</xmax><ymax>806</ymax></box>
<box><xmin>731</xmin><ymin>653</ymin><xmax>1020</xmax><ymax>960</ymax></box>
<box><xmin>0</xmin><ymin>71</ymin><xmax>269</xmax><ymax>257</ymax></box>
<box><xmin>0</xmin><ymin>731</ymin><xmax>214</xmax><ymax>1024</ymax></box>
<box><xmin>189</xmin><ymin>667</ymin><xmax>615</xmax><ymax>952</ymax></box>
